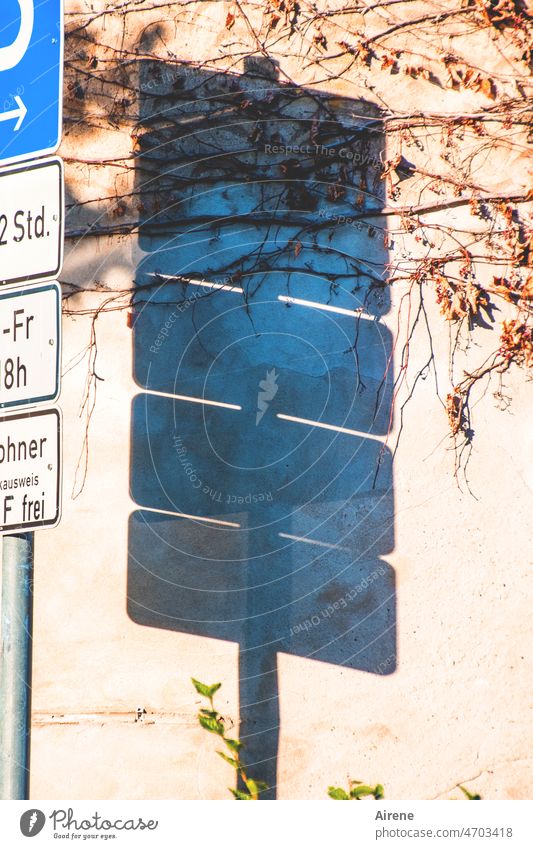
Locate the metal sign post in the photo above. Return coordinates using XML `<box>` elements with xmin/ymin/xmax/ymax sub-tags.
<box><xmin>0</xmin><ymin>532</ymin><xmax>34</xmax><ymax>800</ymax></box>
<box><xmin>0</xmin><ymin>0</ymin><xmax>64</xmax><ymax>800</ymax></box>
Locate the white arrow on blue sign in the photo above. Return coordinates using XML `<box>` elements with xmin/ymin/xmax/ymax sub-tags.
<box><xmin>0</xmin><ymin>0</ymin><xmax>63</xmax><ymax>167</ymax></box>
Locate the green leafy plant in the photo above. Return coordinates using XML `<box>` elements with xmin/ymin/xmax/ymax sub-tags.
<box><xmin>328</xmin><ymin>781</ymin><xmax>482</xmax><ymax>800</ymax></box>
<box><xmin>328</xmin><ymin>780</ymin><xmax>385</xmax><ymax>800</ymax></box>
<box><xmin>194</xmin><ymin>676</ymin><xmax>482</xmax><ymax>802</ymax></box>
<box><xmin>192</xmin><ymin>678</ymin><xmax>268</xmax><ymax>800</ymax></box>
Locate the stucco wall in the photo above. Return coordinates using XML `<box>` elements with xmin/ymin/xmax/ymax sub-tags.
<box><xmin>26</xmin><ymin>0</ymin><xmax>532</xmax><ymax>799</ymax></box>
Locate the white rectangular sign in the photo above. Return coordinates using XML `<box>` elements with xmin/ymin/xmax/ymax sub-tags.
<box><xmin>0</xmin><ymin>157</ymin><xmax>63</xmax><ymax>286</ymax></box>
<box><xmin>0</xmin><ymin>282</ymin><xmax>61</xmax><ymax>411</ymax></box>
<box><xmin>0</xmin><ymin>407</ymin><xmax>61</xmax><ymax>533</ymax></box>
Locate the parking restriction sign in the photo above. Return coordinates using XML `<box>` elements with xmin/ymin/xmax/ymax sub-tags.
<box><xmin>0</xmin><ymin>407</ymin><xmax>61</xmax><ymax>532</ymax></box>
<box><xmin>0</xmin><ymin>282</ymin><xmax>61</xmax><ymax>411</ymax></box>
<box><xmin>0</xmin><ymin>158</ymin><xmax>63</xmax><ymax>286</ymax></box>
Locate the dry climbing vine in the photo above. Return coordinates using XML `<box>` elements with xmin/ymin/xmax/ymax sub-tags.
<box><xmin>60</xmin><ymin>0</ymin><xmax>532</xmax><ymax>492</ymax></box>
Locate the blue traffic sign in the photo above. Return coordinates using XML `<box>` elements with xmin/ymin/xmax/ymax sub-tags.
<box><xmin>0</xmin><ymin>0</ymin><xmax>63</xmax><ymax>167</ymax></box>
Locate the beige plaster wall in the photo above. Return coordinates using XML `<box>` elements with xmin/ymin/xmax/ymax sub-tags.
<box><xmin>26</xmin><ymin>0</ymin><xmax>532</xmax><ymax>800</ymax></box>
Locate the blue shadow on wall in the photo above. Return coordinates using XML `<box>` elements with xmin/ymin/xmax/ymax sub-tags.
<box><xmin>127</xmin><ymin>53</ymin><xmax>396</xmax><ymax>797</ymax></box>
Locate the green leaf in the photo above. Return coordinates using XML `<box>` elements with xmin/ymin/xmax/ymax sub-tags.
<box><xmin>224</xmin><ymin>738</ymin><xmax>243</xmax><ymax>753</ymax></box>
<box><xmin>192</xmin><ymin>678</ymin><xmax>222</xmax><ymax>699</ymax></box>
<box><xmin>460</xmin><ymin>786</ymin><xmax>482</xmax><ymax>800</ymax></box>
<box><xmin>198</xmin><ymin>714</ymin><xmax>224</xmax><ymax>735</ymax></box>
<box><xmin>328</xmin><ymin>787</ymin><xmax>350</xmax><ymax>800</ymax></box>
<box><xmin>374</xmin><ymin>784</ymin><xmax>385</xmax><ymax>800</ymax></box>
<box><xmin>199</xmin><ymin>708</ymin><xmax>218</xmax><ymax>718</ymax></box>
<box><xmin>244</xmin><ymin>778</ymin><xmax>268</xmax><ymax>796</ymax></box>
<box><xmin>229</xmin><ymin>788</ymin><xmax>252</xmax><ymax>800</ymax></box>
<box><xmin>350</xmin><ymin>784</ymin><xmax>378</xmax><ymax>799</ymax></box>
<box><xmin>217</xmin><ymin>751</ymin><xmax>239</xmax><ymax>769</ymax></box>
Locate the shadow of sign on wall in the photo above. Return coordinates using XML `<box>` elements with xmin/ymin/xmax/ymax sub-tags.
<box><xmin>127</xmin><ymin>53</ymin><xmax>396</xmax><ymax>798</ymax></box>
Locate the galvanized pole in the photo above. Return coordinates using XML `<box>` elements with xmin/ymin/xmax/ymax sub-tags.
<box><xmin>0</xmin><ymin>532</ymin><xmax>34</xmax><ymax>800</ymax></box>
